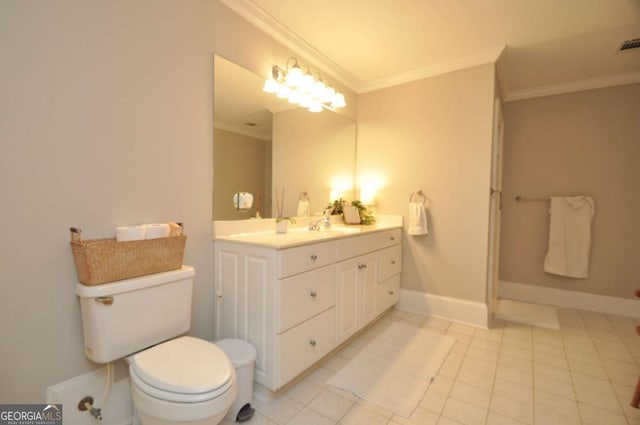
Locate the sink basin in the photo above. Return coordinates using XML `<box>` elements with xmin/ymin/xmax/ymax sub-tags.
<box><xmin>224</xmin><ymin>225</ymin><xmax>363</xmax><ymax>246</ymax></box>
<box><xmin>287</xmin><ymin>226</ymin><xmax>361</xmax><ymax>235</ymax></box>
<box><xmin>323</xmin><ymin>226</ymin><xmax>361</xmax><ymax>234</ymax></box>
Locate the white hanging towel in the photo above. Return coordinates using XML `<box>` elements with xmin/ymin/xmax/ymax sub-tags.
<box><xmin>408</xmin><ymin>202</ymin><xmax>429</xmax><ymax>236</ymax></box>
<box><xmin>544</xmin><ymin>196</ymin><xmax>595</xmax><ymax>278</ymax></box>
<box><xmin>296</xmin><ymin>200</ymin><xmax>311</xmax><ymax>217</ymax></box>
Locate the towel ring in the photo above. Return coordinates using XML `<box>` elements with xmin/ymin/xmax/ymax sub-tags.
<box><xmin>409</xmin><ymin>190</ymin><xmax>429</xmax><ymax>205</ymax></box>
<box><xmin>298</xmin><ymin>191</ymin><xmax>309</xmax><ymax>201</ymax></box>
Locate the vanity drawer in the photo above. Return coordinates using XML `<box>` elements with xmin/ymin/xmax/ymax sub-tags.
<box><xmin>277</xmin><ymin>265</ymin><xmax>336</xmax><ymax>333</ymax></box>
<box><xmin>376</xmin><ymin>274</ymin><xmax>400</xmax><ymax>315</ymax></box>
<box><xmin>337</xmin><ymin>228</ymin><xmax>401</xmax><ymax>260</ymax></box>
<box><xmin>378</xmin><ymin>245</ymin><xmax>402</xmax><ymax>282</ymax></box>
<box><xmin>277</xmin><ymin>308</ymin><xmax>336</xmax><ymax>387</ymax></box>
<box><xmin>278</xmin><ymin>241</ymin><xmax>336</xmax><ymax>278</ymax></box>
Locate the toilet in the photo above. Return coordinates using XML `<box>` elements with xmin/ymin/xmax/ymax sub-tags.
<box><xmin>76</xmin><ymin>266</ymin><xmax>237</xmax><ymax>425</ymax></box>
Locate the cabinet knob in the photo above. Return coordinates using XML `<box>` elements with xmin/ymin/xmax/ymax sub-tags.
<box><xmin>310</xmin><ymin>254</ymin><xmax>318</xmax><ymax>260</ymax></box>
<box><xmin>391</xmin><ymin>260</ymin><xmax>396</xmax><ymax>265</ymax></box>
<box><xmin>358</xmin><ymin>264</ymin><xmax>367</xmax><ymax>270</ymax></box>
<box><xmin>309</xmin><ymin>291</ymin><xmax>317</xmax><ymax>298</ymax></box>
<box><xmin>388</xmin><ymin>291</ymin><xmax>395</xmax><ymax>295</ymax></box>
<box><xmin>309</xmin><ymin>340</ymin><xmax>316</xmax><ymax>347</ymax></box>
<box><xmin>390</xmin><ymin>236</ymin><xmax>395</xmax><ymax>241</ymax></box>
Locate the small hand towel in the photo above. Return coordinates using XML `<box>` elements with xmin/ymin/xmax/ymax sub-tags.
<box><xmin>544</xmin><ymin>196</ymin><xmax>595</xmax><ymax>278</ymax></box>
<box><xmin>408</xmin><ymin>202</ymin><xmax>428</xmax><ymax>236</ymax></box>
<box><xmin>296</xmin><ymin>200</ymin><xmax>311</xmax><ymax>217</ymax></box>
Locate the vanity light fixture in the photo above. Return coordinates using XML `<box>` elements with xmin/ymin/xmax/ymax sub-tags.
<box><xmin>263</xmin><ymin>58</ymin><xmax>346</xmax><ymax>113</ymax></box>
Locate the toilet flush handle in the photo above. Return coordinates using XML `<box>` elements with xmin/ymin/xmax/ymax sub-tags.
<box><xmin>94</xmin><ymin>296</ymin><xmax>114</xmax><ymax>305</ymax></box>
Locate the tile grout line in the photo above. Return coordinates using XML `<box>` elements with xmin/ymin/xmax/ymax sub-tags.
<box><xmin>600</xmin><ymin>311</ymin><xmax>636</xmax><ymax>425</ymax></box>
<box><xmin>560</xmin><ymin>312</ymin><xmax>583</xmax><ymax>425</ymax></box>
<box><xmin>483</xmin><ymin>324</ymin><xmax>502</xmax><ymax>425</ymax></box>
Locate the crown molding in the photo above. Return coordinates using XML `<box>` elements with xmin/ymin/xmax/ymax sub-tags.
<box><xmin>218</xmin><ymin>0</ymin><xmax>361</xmax><ymax>92</ymax></box>
<box><xmin>218</xmin><ymin>1</ymin><xmax>638</xmax><ymax>100</ymax></box>
<box><xmin>359</xmin><ymin>46</ymin><xmax>505</xmax><ymax>93</ymax></box>
<box><xmin>504</xmin><ymin>70</ymin><xmax>640</xmax><ymax>102</ymax></box>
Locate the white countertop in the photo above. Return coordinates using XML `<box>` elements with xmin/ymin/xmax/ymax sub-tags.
<box><xmin>214</xmin><ymin>215</ymin><xmax>403</xmax><ymax>249</ymax></box>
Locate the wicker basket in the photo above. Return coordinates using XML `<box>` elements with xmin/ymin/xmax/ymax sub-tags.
<box><xmin>70</xmin><ymin>233</ymin><xmax>187</xmax><ymax>285</ymax></box>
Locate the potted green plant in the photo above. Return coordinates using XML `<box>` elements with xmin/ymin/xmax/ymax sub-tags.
<box><xmin>326</xmin><ymin>199</ymin><xmax>375</xmax><ymax>225</ymax></box>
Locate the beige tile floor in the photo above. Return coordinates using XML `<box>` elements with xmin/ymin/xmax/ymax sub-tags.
<box><xmin>224</xmin><ymin>307</ymin><xmax>640</xmax><ymax>425</ymax></box>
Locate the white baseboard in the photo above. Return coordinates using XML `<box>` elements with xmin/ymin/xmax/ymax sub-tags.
<box><xmin>499</xmin><ymin>280</ymin><xmax>640</xmax><ymax>318</ymax></box>
<box><xmin>397</xmin><ymin>289</ymin><xmax>488</xmax><ymax>328</ymax></box>
<box><xmin>47</xmin><ymin>368</ymin><xmax>133</xmax><ymax>425</ymax></box>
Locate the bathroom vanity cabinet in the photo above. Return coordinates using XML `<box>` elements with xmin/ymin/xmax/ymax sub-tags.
<box><xmin>214</xmin><ymin>226</ymin><xmax>402</xmax><ymax>391</ymax></box>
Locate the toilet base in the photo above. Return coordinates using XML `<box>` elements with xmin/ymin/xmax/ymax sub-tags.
<box><xmin>131</xmin><ymin>376</ymin><xmax>237</xmax><ymax>425</ymax></box>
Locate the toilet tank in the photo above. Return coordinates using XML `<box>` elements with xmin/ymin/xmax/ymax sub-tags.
<box><xmin>75</xmin><ymin>266</ymin><xmax>195</xmax><ymax>363</ymax></box>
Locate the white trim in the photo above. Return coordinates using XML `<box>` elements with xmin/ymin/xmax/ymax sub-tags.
<box><xmin>495</xmin><ymin>47</ymin><xmax>510</xmax><ymax>100</ymax></box>
<box><xmin>217</xmin><ymin>0</ymin><xmax>360</xmax><ymax>92</ymax></box>
<box><xmin>218</xmin><ymin>0</ymin><xmax>638</xmax><ymax>99</ymax></box>
<box><xmin>397</xmin><ymin>289</ymin><xmax>488</xmax><ymax>328</ymax></box>
<box><xmin>218</xmin><ymin>0</ymin><xmax>505</xmax><ymax>94</ymax></box>
<box><xmin>499</xmin><ymin>280</ymin><xmax>640</xmax><ymax>318</ymax></box>
<box><xmin>359</xmin><ymin>46</ymin><xmax>505</xmax><ymax>93</ymax></box>
<box><xmin>504</xmin><ymin>71</ymin><xmax>640</xmax><ymax>102</ymax></box>
<box><xmin>47</xmin><ymin>369</ymin><xmax>133</xmax><ymax>425</ymax></box>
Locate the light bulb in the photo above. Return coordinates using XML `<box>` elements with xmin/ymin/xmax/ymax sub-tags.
<box><xmin>301</xmin><ymin>73</ymin><xmax>314</xmax><ymax>91</ymax></box>
<box><xmin>299</xmin><ymin>95</ymin><xmax>312</xmax><ymax>108</ymax></box>
<box><xmin>331</xmin><ymin>93</ymin><xmax>346</xmax><ymax>108</ymax></box>
<box><xmin>312</xmin><ymin>80</ymin><xmax>326</xmax><ymax>98</ymax></box>
<box><xmin>308</xmin><ymin>102</ymin><xmax>323</xmax><ymax>113</ymax></box>
<box><xmin>276</xmin><ymin>86</ymin><xmax>291</xmax><ymax>99</ymax></box>
<box><xmin>323</xmin><ymin>86</ymin><xmax>336</xmax><ymax>103</ymax></box>
<box><xmin>285</xmin><ymin>66</ymin><xmax>303</xmax><ymax>87</ymax></box>
<box><xmin>288</xmin><ymin>91</ymin><xmax>302</xmax><ymax>104</ymax></box>
<box><xmin>263</xmin><ymin>78</ymin><xmax>279</xmax><ymax>93</ymax></box>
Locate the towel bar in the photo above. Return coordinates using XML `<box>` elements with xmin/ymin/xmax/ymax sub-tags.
<box><xmin>515</xmin><ymin>195</ymin><xmax>549</xmax><ymax>202</ymax></box>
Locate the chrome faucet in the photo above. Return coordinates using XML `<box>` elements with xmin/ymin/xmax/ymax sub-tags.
<box><xmin>309</xmin><ymin>209</ymin><xmax>332</xmax><ymax>231</ymax></box>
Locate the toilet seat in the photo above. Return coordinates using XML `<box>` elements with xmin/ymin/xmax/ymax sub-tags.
<box><xmin>130</xmin><ymin>336</ymin><xmax>235</xmax><ymax>403</ymax></box>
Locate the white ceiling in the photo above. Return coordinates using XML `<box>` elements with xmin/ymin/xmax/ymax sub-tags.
<box><xmin>222</xmin><ymin>0</ymin><xmax>640</xmax><ymax>101</ymax></box>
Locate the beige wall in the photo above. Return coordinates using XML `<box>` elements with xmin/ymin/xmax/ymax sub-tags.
<box><xmin>357</xmin><ymin>64</ymin><xmax>496</xmax><ymax>303</ymax></box>
<box><xmin>213</xmin><ymin>129</ymin><xmax>270</xmax><ymax>219</ymax></box>
<box><xmin>272</xmin><ymin>108</ymin><xmax>357</xmax><ymax>217</ymax></box>
<box><xmin>0</xmin><ymin>0</ymin><xmax>359</xmax><ymax>402</ymax></box>
<box><xmin>500</xmin><ymin>83</ymin><xmax>640</xmax><ymax>299</ymax></box>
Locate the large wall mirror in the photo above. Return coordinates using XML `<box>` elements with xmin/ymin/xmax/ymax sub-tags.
<box><xmin>213</xmin><ymin>55</ymin><xmax>357</xmax><ymax>220</ymax></box>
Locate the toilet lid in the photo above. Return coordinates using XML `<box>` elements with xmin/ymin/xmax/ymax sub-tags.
<box><xmin>131</xmin><ymin>336</ymin><xmax>233</xmax><ymax>395</ymax></box>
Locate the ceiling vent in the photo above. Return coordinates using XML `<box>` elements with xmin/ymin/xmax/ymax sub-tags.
<box><xmin>618</xmin><ymin>38</ymin><xmax>640</xmax><ymax>52</ymax></box>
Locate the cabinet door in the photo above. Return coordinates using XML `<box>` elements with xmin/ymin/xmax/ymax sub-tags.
<box><xmin>214</xmin><ymin>244</ymin><xmax>275</xmax><ymax>389</ymax></box>
<box><xmin>336</xmin><ymin>258</ymin><xmax>359</xmax><ymax>344</ymax></box>
<box><xmin>215</xmin><ymin>247</ymin><xmax>243</xmax><ymax>340</ymax></box>
<box><xmin>359</xmin><ymin>253</ymin><xmax>378</xmax><ymax>326</ymax></box>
